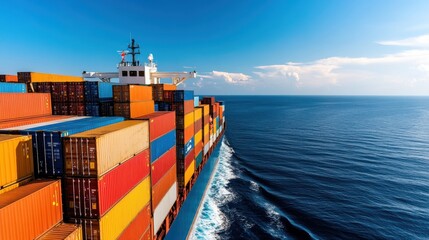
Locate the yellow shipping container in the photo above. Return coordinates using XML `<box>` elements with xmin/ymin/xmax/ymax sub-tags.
<box><xmin>194</xmin><ymin>129</ymin><xmax>202</xmax><ymax>145</ymax></box>
<box><xmin>193</xmin><ymin>108</ymin><xmax>202</xmax><ymax>121</ymax></box>
<box><xmin>0</xmin><ymin>135</ymin><xmax>33</xmax><ymax>188</ymax></box>
<box><xmin>26</xmin><ymin>72</ymin><xmax>83</xmax><ymax>82</ymax></box>
<box><xmin>184</xmin><ymin>160</ymin><xmax>195</xmax><ymax>186</ymax></box>
<box><xmin>100</xmin><ymin>177</ymin><xmax>151</xmax><ymax>240</ymax></box>
<box><xmin>204</xmin><ymin>124</ymin><xmax>209</xmax><ymax>138</ymax></box>
<box><xmin>201</xmin><ymin>104</ymin><xmax>210</xmax><ymax>117</ymax></box>
<box><xmin>184</xmin><ymin>111</ymin><xmax>194</xmax><ymax>129</ymax></box>
<box><xmin>214</xmin><ymin>118</ymin><xmax>217</xmax><ymax>132</ymax></box>
<box><xmin>64</xmin><ymin>121</ymin><xmax>149</xmax><ymax>177</ymax></box>
<box><xmin>0</xmin><ymin>178</ymin><xmax>32</xmax><ymax>195</ymax></box>
<box><xmin>36</xmin><ymin>223</ymin><xmax>82</xmax><ymax>240</ymax></box>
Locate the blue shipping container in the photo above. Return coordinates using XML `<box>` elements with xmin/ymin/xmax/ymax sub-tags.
<box><xmin>85</xmin><ymin>103</ymin><xmax>100</xmax><ymax>116</ymax></box>
<box><xmin>151</xmin><ymin>130</ymin><xmax>176</xmax><ymax>162</ymax></box>
<box><xmin>194</xmin><ymin>96</ymin><xmax>199</xmax><ymax>107</ymax></box>
<box><xmin>84</xmin><ymin>81</ymin><xmax>118</xmax><ymax>102</ymax></box>
<box><xmin>173</xmin><ymin>90</ymin><xmax>194</xmax><ymax>102</ymax></box>
<box><xmin>177</xmin><ymin>137</ymin><xmax>194</xmax><ymax>158</ymax></box>
<box><xmin>1</xmin><ymin>117</ymin><xmax>124</xmax><ymax>176</ymax></box>
<box><xmin>0</xmin><ymin>82</ymin><xmax>26</xmax><ymax>93</ymax></box>
<box><xmin>216</xmin><ymin>116</ymin><xmax>220</xmax><ymax>131</ymax></box>
<box><xmin>195</xmin><ymin>151</ymin><xmax>203</xmax><ymax>168</ymax></box>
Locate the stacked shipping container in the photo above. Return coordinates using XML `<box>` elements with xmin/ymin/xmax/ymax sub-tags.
<box><xmin>113</xmin><ymin>85</ymin><xmax>155</xmax><ymax>118</ymax></box>
<box><xmin>84</xmin><ymin>81</ymin><xmax>118</xmax><ymax>116</ymax></box>
<box><xmin>0</xmin><ymin>74</ymin><xmax>18</xmax><ymax>82</ymax></box>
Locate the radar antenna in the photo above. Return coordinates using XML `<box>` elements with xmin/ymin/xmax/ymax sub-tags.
<box><xmin>128</xmin><ymin>39</ymin><xmax>140</xmax><ymax>66</ymax></box>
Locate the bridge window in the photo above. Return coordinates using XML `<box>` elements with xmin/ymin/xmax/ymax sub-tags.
<box><xmin>130</xmin><ymin>71</ymin><xmax>137</xmax><ymax>77</ymax></box>
<box><xmin>122</xmin><ymin>71</ymin><xmax>128</xmax><ymax>77</ymax></box>
<box><xmin>139</xmin><ymin>71</ymin><xmax>145</xmax><ymax>77</ymax></box>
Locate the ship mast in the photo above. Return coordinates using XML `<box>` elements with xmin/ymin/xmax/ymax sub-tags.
<box><xmin>128</xmin><ymin>39</ymin><xmax>140</xmax><ymax>66</ymax></box>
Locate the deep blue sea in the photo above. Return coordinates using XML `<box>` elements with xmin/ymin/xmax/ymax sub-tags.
<box><xmin>190</xmin><ymin>96</ymin><xmax>429</xmax><ymax>240</ymax></box>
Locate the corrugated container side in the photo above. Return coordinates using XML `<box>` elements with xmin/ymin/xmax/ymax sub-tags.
<box><xmin>196</xmin><ymin>151</ymin><xmax>203</xmax><ymax>168</ymax></box>
<box><xmin>176</xmin><ymin>123</ymin><xmax>194</xmax><ymax>145</ymax></box>
<box><xmin>0</xmin><ymin>180</ymin><xmax>62</xmax><ymax>240</ymax></box>
<box><xmin>194</xmin><ymin>96</ymin><xmax>200</xmax><ymax>107</ymax></box>
<box><xmin>150</xmin><ymin>129</ymin><xmax>176</xmax><ymax>161</ymax></box>
<box><xmin>193</xmin><ymin>107</ymin><xmax>202</xmax><ymax>121</ymax></box>
<box><xmin>177</xmin><ymin>136</ymin><xmax>194</xmax><ymax>158</ymax></box>
<box><xmin>0</xmin><ymin>115</ymin><xmax>72</xmax><ymax>129</ymax></box>
<box><xmin>0</xmin><ymin>93</ymin><xmax>52</xmax><ymax>121</ymax></box>
<box><xmin>36</xmin><ymin>223</ymin><xmax>82</xmax><ymax>240</ymax></box>
<box><xmin>171</xmin><ymin>100</ymin><xmax>194</xmax><ymax>116</ymax></box>
<box><xmin>113</xmin><ymin>85</ymin><xmax>152</xmax><ymax>102</ymax></box>
<box><xmin>113</xmin><ymin>101</ymin><xmax>155</xmax><ymax>119</ymax></box>
<box><xmin>184</xmin><ymin>160</ymin><xmax>195</xmax><ymax>186</ymax></box>
<box><xmin>194</xmin><ymin>129</ymin><xmax>202</xmax><ymax>146</ymax></box>
<box><xmin>152</xmin><ymin>146</ymin><xmax>176</xmax><ymax>186</ymax></box>
<box><xmin>64</xmin><ymin>120</ymin><xmax>149</xmax><ymax>177</ymax></box>
<box><xmin>185</xmin><ymin>149</ymin><xmax>195</xmax><ymax>169</ymax></box>
<box><xmin>194</xmin><ymin>141</ymin><xmax>203</xmax><ymax>159</ymax></box>
<box><xmin>0</xmin><ymin>82</ymin><xmax>26</xmax><ymax>93</ymax></box>
<box><xmin>18</xmin><ymin>72</ymin><xmax>83</xmax><ymax>83</ymax></box>
<box><xmin>194</xmin><ymin>118</ymin><xmax>202</xmax><ymax>132</ymax></box>
<box><xmin>153</xmin><ymin>182</ymin><xmax>177</xmax><ymax>233</ymax></box>
<box><xmin>203</xmin><ymin>143</ymin><xmax>209</xmax><ymax>155</ymax></box>
<box><xmin>0</xmin><ymin>177</ymin><xmax>32</xmax><ymax>195</ymax></box>
<box><xmin>134</xmin><ymin>111</ymin><xmax>176</xmax><ymax>141</ymax></box>
<box><xmin>0</xmin><ymin>135</ymin><xmax>33</xmax><ymax>188</ymax></box>
<box><xmin>175</xmin><ymin>110</ymin><xmax>194</xmax><ymax>130</ymax></box>
<box><xmin>117</xmin><ymin>204</ymin><xmax>151</xmax><ymax>240</ymax></box>
<box><xmin>204</xmin><ymin>124</ymin><xmax>209</xmax><ymax>143</ymax></box>
<box><xmin>152</xmin><ymin>164</ymin><xmax>176</xmax><ymax>210</ymax></box>
<box><xmin>63</xmin><ymin>149</ymin><xmax>150</xmax><ymax>218</ymax></box>
<box><xmin>201</xmin><ymin>97</ymin><xmax>215</xmax><ymax>105</ymax></box>
<box><xmin>0</xmin><ymin>74</ymin><xmax>18</xmax><ymax>82</ymax></box>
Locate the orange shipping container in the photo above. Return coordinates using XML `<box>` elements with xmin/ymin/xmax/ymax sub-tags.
<box><xmin>0</xmin><ymin>135</ymin><xmax>33</xmax><ymax>188</ymax></box>
<box><xmin>0</xmin><ymin>177</ymin><xmax>32</xmax><ymax>195</ymax></box>
<box><xmin>114</xmin><ymin>101</ymin><xmax>155</xmax><ymax>119</ymax></box>
<box><xmin>0</xmin><ymin>179</ymin><xmax>62</xmax><ymax>240</ymax></box>
<box><xmin>0</xmin><ymin>115</ymin><xmax>71</xmax><ymax>129</ymax></box>
<box><xmin>194</xmin><ymin>107</ymin><xmax>202</xmax><ymax>121</ymax></box>
<box><xmin>36</xmin><ymin>223</ymin><xmax>82</xmax><ymax>240</ymax></box>
<box><xmin>0</xmin><ymin>93</ymin><xmax>52</xmax><ymax>121</ymax></box>
<box><xmin>0</xmin><ymin>75</ymin><xmax>18</xmax><ymax>82</ymax></box>
<box><xmin>113</xmin><ymin>85</ymin><xmax>152</xmax><ymax>102</ymax></box>
<box><xmin>17</xmin><ymin>72</ymin><xmax>83</xmax><ymax>83</ymax></box>
<box><xmin>152</xmin><ymin>164</ymin><xmax>177</xmax><ymax>210</ymax></box>
<box><xmin>117</xmin><ymin>204</ymin><xmax>151</xmax><ymax>240</ymax></box>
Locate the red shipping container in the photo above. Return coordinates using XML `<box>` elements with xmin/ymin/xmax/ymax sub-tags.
<box><xmin>135</xmin><ymin>111</ymin><xmax>176</xmax><ymax>141</ymax></box>
<box><xmin>0</xmin><ymin>179</ymin><xmax>62</xmax><ymax>240</ymax></box>
<box><xmin>68</xmin><ymin>102</ymin><xmax>85</xmax><ymax>116</ymax></box>
<box><xmin>194</xmin><ymin>118</ymin><xmax>202</xmax><ymax>132</ymax></box>
<box><xmin>68</xmin><ymin>82</ymin><xmax>85</xmax><ymax>102</ymax></box>
<box><xmin>152</xmin><ymin>164</ymin><xmax>176</xmax><ymax>210</ymax></box>
<box><xmin>194</xmin><ymin>140</ymin><xmax>203</xmax><ymax>156</ymax></box>
<box><xmin>185</xmin><ymin>149</ymin><xmax>195</xmax><ymax>169</ymax></box>
<box><xmin>152</xmin><ymin>146</ymin><xmax>176</xmax><ymax>186</ymax></box>
<box><xmin>51</xmin><ymin>82</ymin><xmax>68</xmax><ymax>102</ymax></box>
<box><xmin>63</xmin><ymin>149</ymin><xmax>150</xmax><ymax>218</ymax></box>
<box><xmin>52</xmin><ymin>102</ymin><xmax>69</xmax><ymax>115</ymax></box>
<box><xmin>117</xmin><ymin>203</ymin><xmax>151</xmax><ymax>240</ymax></box>
<box><xmin>0</xmin><ymin>93</ymin><xmax>52</xmax><ymax>121</ymax></box>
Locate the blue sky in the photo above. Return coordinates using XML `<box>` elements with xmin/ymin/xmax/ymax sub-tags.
<box><xmin>1</xmin><ymin>0</ymin><xmax>429</xmax><ymax>95</ymax></box>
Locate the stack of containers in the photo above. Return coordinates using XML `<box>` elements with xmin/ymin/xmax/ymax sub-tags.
<box><xmin>0</xmin><ymin>116</ymin><xmax>124</xmax><ymax>177</ymax></box>
<box><xmin>113</xmin><ymin>85</ymin><xmax>155</xmax><ymax>119</ymax></box>
<box><xmin>0</xmin><ymin>93</ymin><xmax>52</xmax><ymax>121</ymax></box>
<box><xmin>84</xmin><ymin>81</ymin><xmax>118</xmax><ymax>116</ymax></box>
<box><xmin>198</xmin><ymin>104</ymin><xmax>210</xmax><ymax>156</ymax></box>
<box><xmin>193</xmin><ymin>107</ymin><xmax>203</xmax><ymax>170</ymax></box>
<box><xmin>214</xmin><ymin>102</ymin><xmax>220</xmax><ymax>138</ymax></box>
<box><xmin>151</xmin><ymin>83</ymin><xmax>177</xmax><ymax>102</ymax></box>
<box><xmin>219</xmin><ymin>101</ymin><xmax>225</xmax><ymax>134</ymax></box>
<box><xmin>135</xmin><ymin>111</ymin><xmax>177</xmax><ymax>235</ymax></box>
<box><xmin>0</xmin><ymin>82</ymin><xmax>26</xmax><ymax>93</ymax></box>
<box><xmin>62</xmin><ymin>120</ymin><xmax>152</xmax><ymax>240</ymax></box>
<box><xmin>67</xmin><ymin>82</ymin><xmax>86</xmax><ymax>116</ymax></box>
<box><xmin>201</xmin><ymin>97</ymin><xmax>218</xmax><ymax>149</ymax></box>
<box><xmin>161</xmin><ymin>90</ymin><xmax>195</xmax><ymax>193</ymax></box>
<box><xmin>0</xmin><ymin>74</ymin><xmax>18</xmax><ymax>82</ymax></box>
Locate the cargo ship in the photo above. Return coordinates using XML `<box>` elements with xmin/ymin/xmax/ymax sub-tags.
<box><xmin>0</xmin><ymin>39</ymin><xmax>225</xmax><ymax>240</ymax></box>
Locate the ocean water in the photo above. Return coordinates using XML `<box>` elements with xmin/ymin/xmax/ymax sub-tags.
<box><xmin>190</xmin><ymin>96</ymin><xmax>429</xmax><ymax>240</ymax></box>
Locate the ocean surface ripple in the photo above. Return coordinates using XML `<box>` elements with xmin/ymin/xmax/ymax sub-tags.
<box><xmin>191</xmin><ymin>96</ymin><xmax>429</xmax><ymax>240</ymax></box>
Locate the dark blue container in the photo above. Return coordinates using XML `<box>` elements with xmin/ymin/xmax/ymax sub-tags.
<box><xmin>177</xmin><ymin>137</ymin><xmax>194</xmax><ymax>158</ymax></box>
<box><xmin>84</xmin><ymin>81</ymin><xmax>118</xmax><ymax>102</ymax></box>
<box><xmin>195</xmin><ymin>151</ymin><xmax>203</xmax><ymax>168</ymax></box>
<box><xmin>2</xmin><ymin>117</ymin><xmax>124</xmax><ymax>177</ymax></box>
<box><xmin>85</xmin><ymin>102</ymin><xmax>100</xmax><ymax>116</ymax></box>
<box><xmin>173</xmin><ymin>90</ymin><xmax>194</xmax><ymax>102</ymax></box>
<box><xmin>151</xmin><ymin>129</ymin><xmax>176</xmax><ymax>162</ymax></box>
<box><xmin>0</xmin><ymin>82</ymin><xmax>26</xmax><ymax>93</ymax></box>
<box><xmin>154</xmin><ymin>103</ymin><xmax>159</xmax><ymax>111</ymax></box>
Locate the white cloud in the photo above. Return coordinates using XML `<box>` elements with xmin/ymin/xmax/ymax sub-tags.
<box><xmin>200</xmin><ymin>71</ymin><xmax>251</xmax><ymax>84</ymax></box>
<box><xmin>378</xmin><ymin>34</ymin><xmax>429</xmax><ymax>47</ymax></box>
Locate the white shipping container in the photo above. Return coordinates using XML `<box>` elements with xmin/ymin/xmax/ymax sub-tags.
<box><xmin>153</xmin><ymin>182</ymin><xmax>177</xmax><ymax>233</ymax></box>
<box><xmin>4</xmin><ymin>116</ymin><xmax>87</xmax><ymax>130</ymax></box>
<box><xmin>203</xmin><ymin>143</ymin><xmax>209</xmax><ymax>155</ymax></box>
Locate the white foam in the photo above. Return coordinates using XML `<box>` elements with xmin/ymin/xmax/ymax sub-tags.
<box><xmin>190</xmin><ymin>138</ymin><xmax>236</xmax><ymax>240</ymax></box>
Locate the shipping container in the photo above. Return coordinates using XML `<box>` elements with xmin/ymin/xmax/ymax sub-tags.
<box><xmin>153</xmin><ymin>182</ymin><xmax>177</xmax><ymax>234</ymax></box>
<box><xmin>0</xmin><ymin>74</ymin><xmax>18</xmax><ymax>82</ymax></box>
<box><xmin>194</xmin><ymin>141</ymin><xmax>203</xmax><ymax>159</ymax></box>
<box><xmin>151</xmin><ymin>83</ymin><xmax>177</xmax><ymax>101</ymax></box>
<box><xmin>194</xmin><ymin>96</ymin><xmax>199</xmax><ymax>107</ymax></box>
<box><xmin>84</xmin><ymin>82</ymin><xmax>118</xmax><ymax>102</ymax></box>
<box><xmin>152</xmin><ymin>146</ymin><xmax>176</xmax><ymax>186</ymax></box>
<box><xmin>204</xmin><ymin>124</ymin><xmax>209</xmax><ymax>143</ymax></box>
<box><xmin>163</xmin><ymin>90</ymin><xmax>194</xmax><ymax>102</ymax></box>
<box><xmin>184</xmin><ymin>149</ymin><xmax>195</xmax><ymax>170</ymax></box>
<box><xmin>195</xmin><ymin>151</ymin><xmax>203</xmax><ymax>168</ymax></box>
<box><xmin>2</xmin><ymin>117</ymin><xmax>124</xmax><ymax>176</ymax></box>
<box><xmin>68</xmin><ymin>177</ymin><xmax>151</xmax><ymax>240</ymax></box>
<box><xmin>99</xmin><ymin>101</ymin><xmax>114</xmax><ymax>116</ymax></box>
<box><xmin>64</xmin><ymin>120</ymin><xmax>149</xmax><ymax>177</ymax></box>
<box><xmin>203</xmin><ymin>143</ymin><xmax>209</xmax><ymax>155</ymax></box>
<box><xmin>0</xmin><ymin>135</ymin><xmax>33</xmax><ymax>188</ymax></box>
<box><xmin>67</xmin><ymin>82</ymin><xmax>85</xmax><ymax>102</ymax></box>
<box><xmin>134</xmin><ymin>111</ymin><xmax>176</xmax><ymax>141</ymax></box>
<box><xmin>1</xmin><ymin>116</ymin><xmax>84</xmax><ymax>131</ymax></box>
<box><xmin>0</xmin><ymin>115</ymin><xmax>72</xmax><ymax>130</ymax></box>
<box><xmin>117</xmin><ymin>204</ymin><xmax>151</xmax><ymax>240</ymax></box>
<box><xmin>64</xmin><ymin>149</ymin><xmax>150</xmax><ymax>218</ymax></box>
<box><xmin>176</xmin><ymin>110</ymin><xmax>195</xmax><ymax>130</ymax></box>
<box><xmin>0</xmin><ymin>93</ymin><xmax>51</xmax><ymax>121</ymax></box>
<box><xmin>113</xmin><ymin>101</ymin><xmax>155</xmax><ymax>119</ymax></box>
<box><xmin>177</xmin><ymin>136</ymin><xmax>194</xmax><ymax>158</ymax></box>
<box><xmin>0</xmin><ymin>179</ymin><xmax>62</xmax><ymax>240</ymax></box>
<box><xmin>0</xmin><ymin>177</ymin><xmax>32</xmax><ymax>195</ymax></box>
<box><xmin>194</xmin><ymin>107</ymin><xmax>202</xmax><ymax>122</ymax></box>
<box><xmin>36</xmin><ymin>223</ymin><xmax>82</xmax><ymax>240</ymax></box>
<box><xmin>150</xmin><ymin>129</ymin><xmax>176</xmax><ymax>161</ymax></box>
<box><xmin>171</xmin><ymin>100</ymin><xmax>194</xmax><ymax>116</ymax></box>
<box><xmin>68</xmin><ymin>102</ymin><xmax>86</xmax><ymax>116</ymax></box>
<box><xmin>0</xmin><ymin>82</ymin><xmax>26</xmax><ymax>93</ymax></box>
<box><xmin>113</xmin><ymin>85</ymin><xmax>152</xmax><ymax>102</ymax></box>
<box><xmin>184</xmin><ymin>160</ymin><xmax>195</xmax><ymax>186</ymax></box>
<box><xmin>176</xmin><ymin>123</ymin><xmax>194</xmax><ymax>145</ymax></box>
<box><xmin>152</xmin><ymin>164</ymin><xmax>177</xmax><ymax>210</ymax></box>
<box><xmin>18</xmin><ymin>72</ymin><xmax>83</xmax><ymax>83</ymax></box>
<box><xmin>194</xmin><ymin>129</ymin><xmax>202</xmax><ymax>146</ymax></box>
